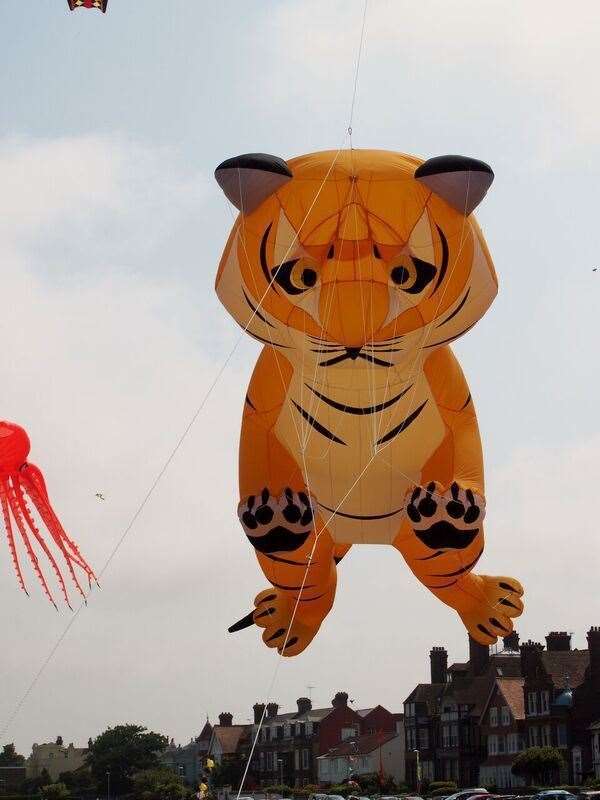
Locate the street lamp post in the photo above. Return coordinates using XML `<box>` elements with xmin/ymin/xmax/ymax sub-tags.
<box><xmin>413</xmin><ymin>749</ymin><xmax>421</xmax><ymax>796</ymax></box>
<box><xmin>277</xmin><ymin>758</ymin><xmax>283</xmax><ymax>787</ymax></box>
<box><xmin>106</xmin><ymin>771</ymin><xmax>111</xmax><ymax>800</ymax></box>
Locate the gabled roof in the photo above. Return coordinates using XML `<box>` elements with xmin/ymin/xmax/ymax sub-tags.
<box><xmin>264</xmin><ymin>707</ymin><xmax>334</xmax><ymax>725</ymax></box>
<box><xmin>405</xmin><ymin>683</ymin><xmax>445</xmax><ymax>712</ymax></box>
<box><xmin>198</xmin><ymin>720</ymin><xmax>213</xmax><ymax>742</ymax></box>
<box><xmin>442</xmin><ymin>674</ymin><xmax>495</xmax><ymax>716</ymax></box>
<box><xmin>540</xmin><ymin>650</ymin><xmax>589</xmax><ymax>689</ymax></box>
<box><xmin>319</xmin><ymin>731</ymin><xmax>397</xmax><ymax>758</ymax></box>
<box><xmin>210</xmin><ymin>725</ymin><xmax>251</xmax><ymax>755</ymax></box>
<box><xmin>481</xmin><ymin>678</ymin><xmax>525</xmax><ymax>721</ymax></box>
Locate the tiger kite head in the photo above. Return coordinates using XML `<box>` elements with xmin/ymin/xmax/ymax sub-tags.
<box><xmin>214</xmin><ymin>149</ymin><xmax>497</xmax><ymax>370</ymax></box>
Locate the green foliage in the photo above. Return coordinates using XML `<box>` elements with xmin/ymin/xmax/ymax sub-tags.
<box><xmin>0</xmin><ymin>744</ymin><xmax>25</xmax><ymax>766</ymax></box>
<box><xmin>41</xmin><ymin>782</ymin><xmax>70</xmax><ymax>800</ymax></box>
<box><xmin>328</xmin><ymin>784</ymin><xmax>353</xmax><ymax>797</ymax></box>
<box><xmin>86</xmin><ymin>724</ymin><xmax>168</xmax><ymax>796</ymax></box>
<box><xmin>585</xmin><ymin>778</ymin><xmax>600</xmax><ymax>789</ymax></box>
<box><xmin>427</xmin><ymin>781</ymin><xmax>458</xmax><ymax>796</ymax></box>
<box><xmin>209</xmin><ymin>755</ymin><xmax>249</xmax><ymax>789</ymax></box>
<box><xmin>511</xmin><ymin>747</ymin><xmax>565</xmax><ymax>787</ymax></box>
<box><xmin>262</xmin><ymin>785</ymin><xmax>293</xmax><ymax>797</ymax></box>
<box><xmin>131</xmin><ymin>768</ymin><xmax>194</xmax><ymax>800</ymax></box>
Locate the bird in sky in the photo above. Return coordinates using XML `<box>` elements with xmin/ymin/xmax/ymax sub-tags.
<box><xmin>95</xmin><ymin>492</ymin><xmax>105</xmax><ymax>501</ymax></box>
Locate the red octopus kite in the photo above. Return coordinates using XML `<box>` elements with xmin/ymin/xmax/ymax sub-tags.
<box><xmin>0</xmin><ymin>420</ymin><xmax>96</xmax><ymax>607</ymax></box>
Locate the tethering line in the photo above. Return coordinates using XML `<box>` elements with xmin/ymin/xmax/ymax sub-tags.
<box><xmin>234</xmin><ymin>3</ymin><xmax>371</xmax><ymax>796</ymax></box>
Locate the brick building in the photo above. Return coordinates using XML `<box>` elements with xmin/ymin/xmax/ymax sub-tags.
<box><xmin>317</xmin><ymin>730</ymin><xmax>405</xmax><ymax>785</ymax></box>
<box><xmin>250</xmin><ymin>692</ymin><xmax>400</xmax><ymax>787</ymax></box>
<box><xmin>404</xmin><ymin>627</ymin><xmax>600</xmax><ymax>789</ymax></box>
<box><xmin>161</xmin><ymin>719</ymin><xmax>213</xmax><ymax>785</ymax></box>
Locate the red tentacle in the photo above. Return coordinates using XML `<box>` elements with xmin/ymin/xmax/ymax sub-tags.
<box><xmin>7</xmin><ymin>478</ymin><xmax>57</xmax><ymax>609</ymax></box>
<box><xmin>21</xmin><ymin>465</ymin><xmax>97</xmax><ymax>587</ymax></box>
<box><xmin>13</xmin><ymin>479</ymin><xmax>73</xmax><ymax>608</ymax></box>
<box><xmin>0</xmin><ymin>479</ymin><xmax>28</xmax><ymax>596</ymax></box>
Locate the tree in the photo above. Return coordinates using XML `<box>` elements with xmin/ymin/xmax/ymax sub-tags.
<box><xmin>0</xmin><ymin>744</ymin><xmax>25</xmax><ymax>766</ymax></box>
<box><xmin>210</xmin><ymin>755</ymin><xmax>249</xmax><ymax>789</ymax></box>
<box><xmin>512</xmin><ymin>747</ymin><xmax>565</xmax><ymax>786</ymax></box>
<box><xmin>86</xmin><ymin>725</ymin><xmax>168</xmax><ymax>796</ymax></box>
<box><xmin>41</xmin><ymin>783</ymin><xmax>70</xmax><ymax>800</ymax></box>
<box><xmin>131</xmin><ymin>768</ymin><xmax>194</xmax><ymax>800</ymax></box>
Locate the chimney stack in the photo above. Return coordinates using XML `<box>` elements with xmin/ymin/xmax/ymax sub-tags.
<box><xmin>266</xmin><ymin>702</ymin><xmax>279</xmax><ymax>719</ymax></box>
<box><xmin>520</xmin><ymin>640</ymin><xmax>544</xmax><ymax>678</ymax></box>
<box><xmin>253</xmin><ymin>703</ymin><xmax>265</xmax><ymax>724</ymax></box>
<box><xmin>546</xmin><ymin>631</ymin><xmax>571</xmax><ymax>652</ymax></box>
<box><xmin>331</xmin><ymin>691</ymin><xmax>349</xmax><ymax>709</ymax></box>
<box><xmin>430</xmin><ymin>647</ymin><xmax>448</xmax><ymax>684</ymax></box>
<box><xmin>297</xmin><ymin>697</ymin><xmax>312</xmax><ymax>715</ymax></box>
<box><xmin>587</xmin><ymin>627</ymin><xmax>600</xmax><ymax>687</ymax></box>
<box><xmin>218</xmin><ymin>713</ymin><xmax>233</xmax><ymax>727</ymax></box>
<box><xmin>503</xmin><ymin>631</ymin><xmax>520</xmax><ymax>651</ymax></box>
<box><xmin>469</xmin><ymin>635</ymin><xmax>490</xmax><ymax>677</ymax></box>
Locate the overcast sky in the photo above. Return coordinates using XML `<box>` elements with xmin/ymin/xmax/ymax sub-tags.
<box><xmin>0</xmin><ymin>0</ymin><xmax>599</xmax><ymax>756</ymax></box>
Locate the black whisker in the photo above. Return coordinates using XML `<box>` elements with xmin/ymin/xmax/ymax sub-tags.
<box><xmin>357</xmin><ymin>352</ymin><xmax>394</xmax><ymax>368</ymax></box>
<box><xmin>319</xmin><ymin>352</ymin><xmax>352</xmax><ymax>367</ymax></box>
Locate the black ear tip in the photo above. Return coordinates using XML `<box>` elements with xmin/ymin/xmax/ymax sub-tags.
<box><xmin>215</xmin><ymin>153</ymin><xmax>292</xmax><ymax>179</ymax></box>
<box><xmin>415</xmin><ymin>155</ymin><xmax>493</xmax><ymax>180</ymax></box>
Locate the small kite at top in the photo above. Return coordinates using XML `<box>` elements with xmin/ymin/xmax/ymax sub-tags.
<box><xmin>68</xmin><ymin>0</ymin><xmax>108</xmax><ymax>11</ymax></box>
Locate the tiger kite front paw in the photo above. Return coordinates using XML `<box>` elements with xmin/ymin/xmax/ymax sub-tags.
<box><xmin>238</xmin><ymin>488</ymin><xmax>315</xmax><ymax>554</ymax></box>
<box><xmin>459</xmin><ymin>574</ymin><xmax>524</xmax><ymax>645</ymax></box>
<box><xmin>252</xmin><ymin>588</ymin><xmax>320</xmax><ymax>657</ymax></box>
<box><xmin>406</xmin><ymin>481</ymin><xmax>485</xmax><ymax>550</ymax></box>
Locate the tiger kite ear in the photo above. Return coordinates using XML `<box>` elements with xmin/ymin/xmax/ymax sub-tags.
<box><xmin>215</xmin><ymin>153</ymin><xmax>293</xmax><ymax>214</ymax></box>
<box><xmin>415</xmin><ymin>155</ymin><xmax>494</xmax><ymax>215</ymax></box>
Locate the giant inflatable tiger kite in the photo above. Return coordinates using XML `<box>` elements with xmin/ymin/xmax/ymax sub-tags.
<box><xmin>215</xmin><ymin>149</ymin><xmax>524</xmax><ymax>656</ymax></box>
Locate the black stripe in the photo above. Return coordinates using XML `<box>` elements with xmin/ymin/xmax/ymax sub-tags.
<box><xmin>243</xmin><ymin>288</ymin><xmax>275</xmax><ymax>328</ymax></box>
<box><xmin>427</xmin><ymin>548</ymin><xmax>483</xmax><ymax>578</ymax></box>
<box><xmin>319</xmin><ymin>501</ymin><xmax>404</xmax><ymax>521</ymax></box>
<box><xmin>292</xmin><ymin>401</ymin><xmax>346</xmax><ymax>445</ymax></box>
<box><xmin>357</xmin><ymin>352</ymin><xmax>394</xmax><ymax>368</ymax></box>
<box><xmin>417</xmin><ymin>550</ymin><xmax>444</xmax><ymax>561</ymax></box>
<box><xmin>259</xmin><ymin>223</ymin><xmax>279</xmax><ymax>294</ymax></box>
<box><xmin>306</xmin><ymin>383</ymin><xmax>412</xmax><ymax>416</ymax></box>
<box><xmin>430</xmin><ymin>226</ymin><xmax>449</xmax><ymax>295</ymax></box>
<box><xmin>245</xmin><ymin>394</ymin><xmax>256</xmax><ymax>411</ymax></box>
<box><xmin>424</xmin><ymin>322</ymin><xmax>477</xmax><ymax>349</ymax></box>
<box><xmin>460</xmin><ymin>393</ymin><xmax>472</xmax><ymax>411</ymax></box>
<box><xmin>376</xmin><ymin>400</ymin><xmax>428</xmax><ymax>446</ymax></box>
<box><xmin>425</xmin><ymin>579</ymin><xmax>457</xmax><ymax>589</ymax></box>
<box><xmin>478</xmin><ymin>624</ymin><xmax>493</xmax><ymax>638</ymax></box>
<box><xmin>437</xmin><ymin>288</ymin><xmax>470</xmax><ymax>328</ymax></box>
<box><xmin>299</xmin><ymin>591</ymin><xmax>328</xmax><ymax>602</ymax></box>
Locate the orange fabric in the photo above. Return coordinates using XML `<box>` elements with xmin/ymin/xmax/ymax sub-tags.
<box><xmin>216</xmin><ymin>149</ymin><xmax>523</xmax><ymax>655</ymax></box>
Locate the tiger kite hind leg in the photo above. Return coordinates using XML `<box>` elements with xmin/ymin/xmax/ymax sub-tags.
<box><xmin>232</xmin><ymin>347</ymin><xmax>338</xmax><ymax>657</ymax></box>
<box><xmin>393</xmin><ymin>348</ymin><xmax>524</xmax><ymax>645</ymax></box>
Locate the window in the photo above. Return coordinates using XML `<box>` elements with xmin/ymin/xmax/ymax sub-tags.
<box><xmin>450</xmin><ymin>725</ymin><xmax>459</xmax><ymax>747</ymax></box>
<box><xmin>442</xmin><ymin>725</ymin><xmax>450</xmax><ymax>748</ymax></box>
<box><xmin>572</xmin><ymin>746</ymin><xmax>583</xmax><ymax>784</ymax></box>
<box><xmin>501</xmin><ymin>706</ymin><xmax>511</xmax><ymax>726</ymax></box>
<box><xmin>422</xmin><ymin>761</ymin><xmax>434</xmax><ymax>781</ymax></box>
<box><xmin>419</xmin><ymin>728</ymin><xmax>429</xmax><ymax>750</ymax></box>
<box><xmin>528</xmin><ymin>692</ymin><xmax>538</xmax><ymax>715</ymax></box>
<box><xmin>557</xmin><ymin>723</ymin><xmax>568</xmax><ymax>747</ymax></box>
<box><xmin>404</xmin><ymin>702</ymin><xmax>416</xmax><ymax>717</ymax></box>
<box><xmin>541</xmin><ymin>725</ymin><xmax>552</xmax><ymax>747</ymax></box>
<box><xmin>490</xmin><ymin>707</ymin><xmax>498</xmax><ymax>727</ymax></box>
<box><xmin>507</xmin><ymin>733</ymin><xmax>520</xmax><ymax>754</ymax></box>
<box><xmin>295</xmin><ymin>750</ymin><xmax>300</xmax><ymax>770</ymax></box>
<box><xmin>529</xmin><ymin>726</ymin><xmax>540</xmax><ymax>747</ymax></box>
<box><xmin>488</xmin><ymin>735</ymin><xmax>498</xmax><ymax>755</ymax></box>
<box><xmin>306</xmin><ymin>722</ymin><xmax>313</xmax><ymax>736</ymax></box>
<box><xmin>406</xmin><ymin>727</ymin><xmax>416</xmax><ymax>750</ymax></box>
<box><xmin>267</xmin><ymin>752</ymin><xmax>274</xmax><ymax>771</ymax></box>
<box><xmin>259</xmin><ymin>752</ymin><xmax>265</xmax><ymax>771</ymax></box>
<box><xmin>541</xmin><ymin>690</ymin><xmax>550</xmax><ymax>715</ymax></box>
<box><xmin>341</xmin><ymin>727</ymin><xmax>356</xmax><ymax>741</ymax></box>
<box><xmin>277</xmin><ymin>726</ymin><xmax>284</xmax><ymax>740</ymax></box>
<box><xmin>302</xmin><ymin>750</ymin><xmax>310</xmax><ymax>770</ymax></box>
<box><xmin>498</xmin><ymin>735</ymin><xmax>505</xmax><ymax>754</ymax></box>
<box><xmin>265</xmin><ymin>727</ymin><xmax>271</xmax><ymax>741</ymax></box>
<box><xmin>284</xmin><ymin>723</ymin><xmax>291</xmax><ymax>738</ymax></box>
